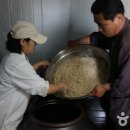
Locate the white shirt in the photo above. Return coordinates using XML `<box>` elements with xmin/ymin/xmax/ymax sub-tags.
<box><xmin>0</xmin><ymin>52</ymin><xmax>49</xmax><ymax>130</ymax></box>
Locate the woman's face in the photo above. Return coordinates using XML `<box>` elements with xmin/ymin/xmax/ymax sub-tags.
<box><xmin>20</xmin><ymin>39</ymin><xmax>37</xmax><ymax>56</ymax></box>
<box><xmin>94</xmin><ymin>13</ymin><xmax>122</xmax><ymax>37</ymax></box>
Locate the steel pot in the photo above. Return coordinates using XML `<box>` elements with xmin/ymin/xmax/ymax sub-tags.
<box><xmin>45</xmin><ymin>45</ymin><xmax>110</xmax><ymax>100</ymax></box>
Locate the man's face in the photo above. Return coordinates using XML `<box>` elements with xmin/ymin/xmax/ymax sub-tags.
<box><xmin>94</xmin><ymin>13</ymin><xmax>120</xmax><ymax>37</ymax></box>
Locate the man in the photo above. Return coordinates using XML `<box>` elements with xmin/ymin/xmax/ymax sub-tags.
<box><xmin>68</xmin><ymin>0</ymin><xmax>130</xmax><ymax>129</ymax></box>
<box><xmin>0</xmin><ymin>21</ymin><xmax>68</xmax><ymax>130</ymax></box>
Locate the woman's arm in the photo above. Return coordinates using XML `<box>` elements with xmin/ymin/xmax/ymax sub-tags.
<box><xmin>47</xmin><ymin>82</ymin><xmax>68</xmax><ymax>95</ymax></box>
<box><xmin>33</xmin><ymin>60</ymin><xmax>50</xmax><ymax>70</ymax></box>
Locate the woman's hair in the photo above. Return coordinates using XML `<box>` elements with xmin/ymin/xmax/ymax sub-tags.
<box><xmin>91</xmin><ymin>0</ymin><xmax>125</xmax><ymax>20</ymax></box>
<box><xmin>6</xmin><ymin>32</ymin><xmax>30</xmax><ymax>53</ymax></box>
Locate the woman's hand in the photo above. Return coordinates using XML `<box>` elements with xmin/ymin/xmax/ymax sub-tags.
<box><xmin>33</xmin><ymin>60</ymin><xmax>50</xmax><ymax>70</ymax></box>
<box><xmin>47</xmin><ymin>82</ymin><xmax>69</xmax><ymax>95</ymax></box>
<box><xmin>90</xmin><ymin>83</ymin><xmax>111</xmax><ymax>97</ymax></box>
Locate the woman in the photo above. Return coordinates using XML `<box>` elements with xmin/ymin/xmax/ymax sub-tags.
<box><xmin>0</xmin><ymin>21</ymin><xmax>68</xmax><ymax>130</ymax></box>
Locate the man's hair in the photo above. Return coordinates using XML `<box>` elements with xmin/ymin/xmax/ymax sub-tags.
<box><xmin>91</xmin><ymin>0</ymin><xmax>125</xmax><ymax>20</ymax></box>
<box><xmin>6</xmin><ymin>32</ymin><xmax>30</xmax><ymax>53</ymax></box>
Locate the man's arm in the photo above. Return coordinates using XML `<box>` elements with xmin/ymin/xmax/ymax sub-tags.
<box><xmin>67</xmin><ymin>35</ymin><xmax>91</xmax><ymax>47</ymax></box>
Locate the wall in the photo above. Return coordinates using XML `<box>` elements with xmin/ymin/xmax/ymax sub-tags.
<box><xmin>0</xmin><ymin>0</ymin><xmax>70</xmax><ymax>63</ymax></box>
<box><xmin>122</xmin><ymin>0</ymin><xmax>130</xmax><ymax>19</ymax></box>
<box><xmin>70</xmin><ymin>0</ymin><xmax>96</xmax><ymax>39</ymax></box>
<box><xmin>0</xmin><ymin>0</ymin><xmax>130</xmax><ymax>63</ymax></box>
<box><xmin>70</xmin><ymin>0</ymin><xmax>130</xmax><ymax>39</ymax></box>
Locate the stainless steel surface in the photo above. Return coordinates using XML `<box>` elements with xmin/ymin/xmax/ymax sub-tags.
<box><xmin>46</xmin><ymin>45</ymin><xmax>110</xmax><ymax>99</ymax></box>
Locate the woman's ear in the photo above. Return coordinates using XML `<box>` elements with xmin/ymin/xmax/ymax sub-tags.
<box><xmin>20</xmin><ymin>39</ymin><xmax>25</xmax><ymax>46</ymax></box>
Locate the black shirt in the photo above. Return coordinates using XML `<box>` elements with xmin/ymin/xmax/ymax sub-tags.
<box><xmin>90</xmin><ymin>18</ymin><xmax>130</xmax><ymax>98</ymax></box>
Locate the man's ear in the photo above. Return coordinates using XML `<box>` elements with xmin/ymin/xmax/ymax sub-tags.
<box><xmin>114</xmin><ymin>14</ymin><xmax>123</xmax><ymax>22</ymax></box>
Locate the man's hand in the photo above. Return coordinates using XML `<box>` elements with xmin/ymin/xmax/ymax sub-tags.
<box><xmin>90</xmin><ymin>83</ymin><xmax>111</xmax><ymax>97</ymax></box>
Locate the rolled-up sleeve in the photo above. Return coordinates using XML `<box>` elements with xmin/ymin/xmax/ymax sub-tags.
<box><xmin>90</xmin><ymin>32</ymin><xmax>99</xmax><ymax>45</ymax></box>
<box><xmin>11</xmin><ymin>61</ymin><xmax>49</xmax><ymax>97</ymax></box>
<box><xmin>90</xmin><ymin>32</ymin><xmax>111</xmax><ymax>50</ymax></box>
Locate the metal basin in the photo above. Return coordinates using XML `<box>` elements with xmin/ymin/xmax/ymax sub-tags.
<box><xmin>46</xmin><ymin>45</ymin><xmax>110</xmax><ymax>99</ymax></box>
